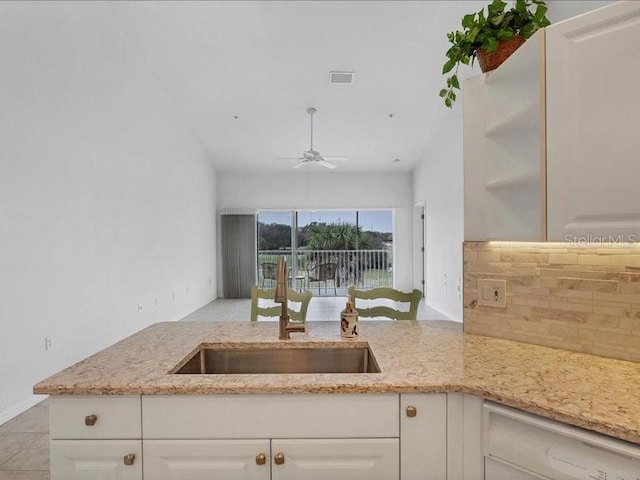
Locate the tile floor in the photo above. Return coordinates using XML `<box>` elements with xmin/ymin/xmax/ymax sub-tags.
<box><xmin>0</xmin><ymin>297</ymin><xmax>449</xmax><ymax>478</ymax></box>
<box><xmin>0</xmin><ymin>400</ymin><xmax>49</xmax><ymax>480</ymax></box>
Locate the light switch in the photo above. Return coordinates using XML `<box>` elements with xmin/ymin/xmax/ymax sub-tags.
<box><xmin>482</xmin><ymin>285</ymin><xmax>492</xmax><ymax>300</ymax></box>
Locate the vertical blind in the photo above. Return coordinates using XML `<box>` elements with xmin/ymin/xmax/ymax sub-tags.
<box><xmin>221</xmin><ymin>214</ymin><xmax>256</xmax><ymax>298</ymax></box>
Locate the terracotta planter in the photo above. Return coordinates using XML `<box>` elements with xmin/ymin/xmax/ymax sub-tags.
<box><xmin>476</xmin><ymin>35</ymin><xmax>526</xmax><ymax>73</ymax></box>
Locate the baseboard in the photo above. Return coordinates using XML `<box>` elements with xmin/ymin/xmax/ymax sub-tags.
<box><xmin>0</xmin><ymin>394</ymin><xmax>48</xmax><ymax>427</ymax></box>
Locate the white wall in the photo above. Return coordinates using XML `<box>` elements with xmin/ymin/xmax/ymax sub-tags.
<box><xmin>547</xmin><ymin>0</ymin><xmax>613</xmax><ymax>23</ymax></box>
<box><xmin>0</xmin><ymin>3</ymin><xmax>217</xmax><ymax>423</ymax></box>
<box><xmin>216</xmin><ymin>171</ymin><xmax>413</xmax><ymax>297</ymax></box>
<box><xmin>413</xmin><ymin>112</ymin><xmax>465</xmax><ymax>322</ymax></box>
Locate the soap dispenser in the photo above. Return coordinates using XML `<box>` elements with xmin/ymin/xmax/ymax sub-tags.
<box><xmin>340</xmin><ymin>301</ymin><xmax>359</xmax><ymax>338</ymax></box>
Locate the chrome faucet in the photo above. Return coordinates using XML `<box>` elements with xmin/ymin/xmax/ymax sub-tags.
<box><xmin>274</xmin><ymin>255</ymin><xmax>305</xmax><ymax>340</ymax></box>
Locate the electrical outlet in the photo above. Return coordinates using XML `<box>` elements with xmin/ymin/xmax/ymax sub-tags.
<box><xmin>155</xmin><ymin>297</ymin><xmax>159</xmax><ymax>307</ymax></box>
<box><xmin>443</xmin><ymin>272</ymin><xmax>448</xmax><ymax>293</ymax></box>
<box><xmin>44</xmin><ymin>336</ymin><xmax>53</xmax><ymax>351</ymax></box>
<box><xmin>477</xmin><ymin>279</ymin><xmax>507</xmax><ymax>308</ymax></box>
<box><xmin>137</xmin><ymin>303</ymin><xmax>143</xmax><ymax>313</ymax></box>
<box><xmin>172</xmin><ymin>292</ymin><xmax>176</xmax><ymax>301</ymax></box>
<box><xmin>456</xmin><ymin>276</ymin><xmax>461</xmax><ymax>301</ymax></box>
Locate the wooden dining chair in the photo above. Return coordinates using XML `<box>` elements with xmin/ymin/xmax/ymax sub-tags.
<box><xmin>250</xmin><ymin>286</ymin><xmax>313</xmax><ymax>322</ymax></box>
<box><xmin>348</xmin><ymin>286</ymin><xmax>422</xmax><ymax>320</ymax></box>
<box><xmin>307</xmin><ymin>262</ymin><xmax>338</xmax><ymax>295</ymax></box>
<box><xmin>260</xmin><ymin>262</ymin><xmax>278</xmax><ymax>288</ymax></box>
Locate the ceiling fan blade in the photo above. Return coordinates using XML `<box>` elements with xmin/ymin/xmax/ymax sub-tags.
<box><xmin>292</xmin><ymin>161</ymin><xmax>307</xmax><ymax>169</ymax></box>
<box><xmin>321</xmin><ymin>156</ymin><xmax>349</xmax><ymax>162</ymax></box>
<box><xmin>318</xmin><ymin>160</ymin><xmax>337</xmax><ymax>169</ymax></box>
<box><xmin>275</xmin><ymin>157</ymin><xmax>303</xmax><ymax>160</ymax></box>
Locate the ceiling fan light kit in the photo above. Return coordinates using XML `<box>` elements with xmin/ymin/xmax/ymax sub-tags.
<box><xmin>276</xmin><ymin>107</ymin><xmax>349</xmax><ymax>170</ymax></box>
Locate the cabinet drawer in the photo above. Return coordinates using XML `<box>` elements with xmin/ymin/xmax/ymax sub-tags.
<box><xmin>272</xmin><ymin>438</ymin><xmax>399</xmax><ymax>480</ymax></box>
<box><xmin>50</xmin><ymin>395</ymin><xmax>141</xmax><ymax>440</ymax></box>
<box><xmin>143</xmin><ymin>394</ymin><xmax>399</xmax><ymax>439</ymax></box>
<box><xmin>50</xmin><ymin>439</ymin><xmax>141</xmax><ymax>480</ymax></box>
<box><xmin>145</xmin><ymin>439</ymin><xmax>270</xmax><ymax>479</ymax></box>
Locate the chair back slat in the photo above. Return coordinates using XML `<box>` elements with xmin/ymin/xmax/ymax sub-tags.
<box><xmin>250</xmin><ymin>286</ymin><xmax>312</xmax><ymax>322</ymax></box>
<box><xmin>348</xmin><ymin>286</ymin><xmax>421</xmax><ymax>320</ymax></box>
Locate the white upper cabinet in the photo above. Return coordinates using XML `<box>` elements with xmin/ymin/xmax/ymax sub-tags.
<box><xmin>546</xmin><ymin>1</ymin><xmax>640</xmax><ymax>241</ymax></box>
<box><xmin>464</xmin><ymin>1</ymin><xmax>640</xmax><ymax>242</ymax></box>
<box><xmin>464</xmin><ymin>29</ymin><xmax>546</xmax><ymax>241</ymax></box>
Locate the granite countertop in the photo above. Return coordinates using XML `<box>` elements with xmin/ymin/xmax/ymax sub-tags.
<box><xmin>34</xmin><ymin>320</ymin><xmax>640</xmax><ymax>445</ymax></box>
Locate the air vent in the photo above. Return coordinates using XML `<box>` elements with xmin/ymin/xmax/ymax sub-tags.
<box><xmin>329</xmin><ymin>71</ymin><xmax>354</xmax><ymax>84</ymax></box>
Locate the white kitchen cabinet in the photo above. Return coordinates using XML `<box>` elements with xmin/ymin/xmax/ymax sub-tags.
<box><xmin>49</xmin><ymin>395</ymin><xmax>143</xmax><ymax>480</ymax></box>
<box><xmin>546</xmin><ymin>1</ymin><xmax>640</xmax><ymax>241</ymax></box>
<box><xmin>144</xmin><ymin>438</ymin><xmax>398</xmax><ymax>480</ymax></box>
<box><xmin>50</xmin><ymin>440</ymin><xmax>142</xmax><ymax>480</ymax></box>
<box><xmin>271</xmin><ymin>438</ymin><xmax>399</xmax><ymax>480</ymax></box>
<box><xmin>144</xmin><ymin>439</ymin><xmax>270</xmax><ymax>480</ymax></box>
<box><xmin>464</xmin><ymin>1</ymin><xmax>640</xmax><ymax>242</ymax></box>
<box><xmin>50</xmin><ymin>393</ymin><xmax>454</xmax><ymax>479</ymax></box>
<box><xmin>142</xmin><ymin>394</ymin><xmax>399</xmax><ymax>479</ymax></box>
<box><xmin>400</xmin><ymin>393</ymin><xmax>447</xmax><ymax>480</ymax></box>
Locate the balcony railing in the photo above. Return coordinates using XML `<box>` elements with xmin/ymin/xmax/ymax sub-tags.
<box><xmin>257</xmin><ymin>249</ymin><xmax>392</xmax><ymax>295</ymax></box>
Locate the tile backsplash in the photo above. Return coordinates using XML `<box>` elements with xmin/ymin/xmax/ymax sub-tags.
<box><xmin>464</xmin><ymin>242</ymin><xmax>640</xmax><ymax>362</ymax></box>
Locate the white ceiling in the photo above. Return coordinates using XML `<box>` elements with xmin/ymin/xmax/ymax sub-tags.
<box><xmin>109</xmin><ymin>1</ymin><xmax>486</xmax><ymax>173</ymax></box>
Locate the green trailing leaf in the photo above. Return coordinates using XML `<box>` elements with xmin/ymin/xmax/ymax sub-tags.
<box><xmin>439</xmin><ymin>0</ymin><xmax>551</xmax><ymax>109</ymax></box>
<box><xmin>487</xmin><ymin>0</ymin><xmax>506</xmax><ymax>16</ymax></box>
<box><xmin>442</xmin><ymin>59</ymin><xmax>456</xmax><ymax>74</ymax></box>
<box><xmin>496</xmin><ymin>29</ymin><xmax>514</xmax><ymax>40</ymax></box>
<box><xmin>462</xmin><ymin>13</ymin><xmax>476</xmax><ymax>29</ymax></box>
<box><xmin>490</xmin><ymin>13</ymin><xmax>505</xmax><ymax>27</ymax></box>
<box><xmin>483</xmin><ymin>36</ymin><xmax>499</xmax><ymax>52</ymax></box>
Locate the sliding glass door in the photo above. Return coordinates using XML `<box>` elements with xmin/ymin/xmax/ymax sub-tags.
<box><xmin>257</xmin><ymin>210</ymin><xmax>393</xmax><ymax>296</ymax></box>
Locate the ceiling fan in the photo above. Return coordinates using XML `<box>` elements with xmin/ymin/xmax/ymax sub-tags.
<box><xmin>276</xmin><ymin>107</ymin><xmax>349</xmax><ymax>169</ymax></box>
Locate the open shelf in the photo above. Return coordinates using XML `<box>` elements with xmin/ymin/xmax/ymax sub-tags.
<box><xmin>485</xmin><ymin>169</ymin><xmax>539</xmax><ymax>190</ymax></box>
<box><xmin>485</xmin><ymin>103</ymin><xmax>537</xmax><ymax>136</ymax></box>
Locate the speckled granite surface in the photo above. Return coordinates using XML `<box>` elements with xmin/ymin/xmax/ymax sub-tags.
<box><xmin>34</xmin><ymin>320</ymin><xmax>640</xmax><ymax>444</ymax></box>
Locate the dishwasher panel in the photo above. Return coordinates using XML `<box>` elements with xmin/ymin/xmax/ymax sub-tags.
<box><xmin>486</xmin><ymin>457</ymin><xmax>548</xmax><ymax>480</ymax></box>
<box><xmin>483</xmin><ymin>402</ymin><xmax>640</xmax><ymax>480</ymax></box>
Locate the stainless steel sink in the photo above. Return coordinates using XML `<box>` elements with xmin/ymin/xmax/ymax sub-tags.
<box><xmin>173</xmin><ymin>343</ymin><xmax>381</xmax><ymax>374</ymax></box>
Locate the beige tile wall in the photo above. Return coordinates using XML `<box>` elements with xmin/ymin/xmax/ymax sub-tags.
<box><xmin>464</xmin><ymin>241</ymin><xmax>640</xmax><ymax>362</ymax></box>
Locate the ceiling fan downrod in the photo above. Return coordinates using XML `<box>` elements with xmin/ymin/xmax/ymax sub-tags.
<box><xmin>307</xmin><ymin>107</ymin><xmax>317</xmax><ymax>152</ymax></box>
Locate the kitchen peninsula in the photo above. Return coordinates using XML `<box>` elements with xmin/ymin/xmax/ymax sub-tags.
<box><xmin>35</xmin><ymin>320</ymin><xmax>640</xmax><ymax>479</ymax></box>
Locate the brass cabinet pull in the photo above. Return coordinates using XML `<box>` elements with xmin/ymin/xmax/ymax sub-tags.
<box><xmin>123</xmin><ymin>453</ymin><xmax>136</xmax><ymax>466</ymax></box>
<box><xmin>274</xmin><ymin>452</ymin><xmax>285</xmax><ymax>465</ymax></box>
<box><xmin>84</xmin><ymin>415</ymin><xmax>98</xmax><ymax>426</ymax></box>
<box><xmin>255</xmin><ymin>453</ymin><xmax>267</xmax><ymax>465</ymax></box>
<box><xmin>406</xmin><ymin>405</ymin><xmax>417</xmax><ymax>417</ymax></box>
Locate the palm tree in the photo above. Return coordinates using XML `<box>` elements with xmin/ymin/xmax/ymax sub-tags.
<box><xmin>303</xmin><ymin>223</ymin><xmax>380</xmax><ymax>287</ymax></box>
<box><xmin>306</xmin><ymin>222</ymin><xmax>369</xmax><ymax>250</ymax></box>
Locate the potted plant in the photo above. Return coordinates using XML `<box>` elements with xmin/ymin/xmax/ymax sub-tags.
<box><xmin>440</xmin><ymin>0</ymin><xmax>551</xmax><ymax>108</ymax></box>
